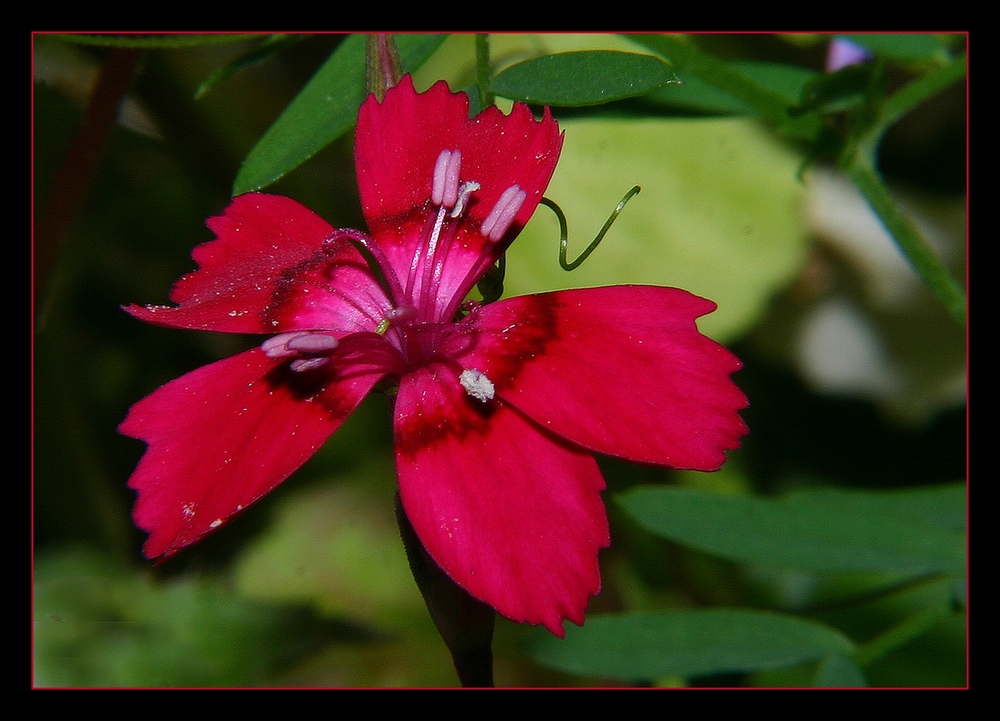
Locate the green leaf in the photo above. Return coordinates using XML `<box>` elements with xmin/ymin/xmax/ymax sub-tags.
<box><xmin>616</xmin><ymin>485</ymin><xmax>966</xmax><ymax>574</ymax></box>
<box><xmin>195</xmin><ymin>35</ymin><xmax>305</xmax><ymax>99</ymax></box>
<box><xmin>490</xmin><ymin>50</ymin><xmax>676</xmax><ymax>107</ymax></box>
<box><xmin>33</xmin><ymin>546</ymin><xmax>356</xmax><ymax>687</ymax></box>
<box><xmin>793</xmin><ymin>63</ymin><xmax>879</xmax><ymax>115</ymax></box>
<box><xmin>785</xmin><ymin>483</ymin><xmax>967</xmax><ymax>531</ymax></box>
<box><xmin>527</xmin><ymin>609</ymin><xmax>855</xmax><ymax>681</ymax></box>
<box><xmin>814</xmin><ymin>653</ymin><xmax>868</xmax><ymax>687</ymax></box>
<box><xmin>233</xmin><ymin>33</ymin><xmax>446</xmax><ymax>195</ymax></box>
<box><xmin>645</xmin><ymin>61</ymin><xmax>818</xmax><ymax>116</ymax></box>
<box><xmin>628</xmin><ymin>34</ymin><xmax>821</xmax><ymax>141</ymax></box>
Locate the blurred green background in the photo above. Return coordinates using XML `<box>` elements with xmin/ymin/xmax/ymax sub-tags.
<box><xmin>33</xmin><ymin>33</ymin><xmax>966</xmax><ymax>687</ymax></box>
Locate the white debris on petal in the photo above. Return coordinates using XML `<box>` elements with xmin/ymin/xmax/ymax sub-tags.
<box><xmin>460</xmin><ymin>368</ymin><xmax>495</xmax><ymax>402</ymax></box>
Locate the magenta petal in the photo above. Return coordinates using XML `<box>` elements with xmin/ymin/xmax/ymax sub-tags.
<box><xmin>393</xmin><ymin>364</ymin><xmax>609</xmax><ymax>636</ymax></box>
<box><xmin>125</xmin><ymin>193</ymin><xmax>341</xmax><ymax>333</ymax></box>
<box><xmin>453</xmin><ymin>286</ymin><xmax>749</xmax><ymax>470</ymax></box>
<box><xmin>119</xmin><ymin>349</ymin><xmax>381</xmax><ymax>558</ymax></box>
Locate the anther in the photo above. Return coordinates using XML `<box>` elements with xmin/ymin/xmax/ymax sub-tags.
<box><xmin>460</xmin><ymin>368</ymin><xmax>495</xmax><ymax>402</ymax></box>
<box><xmin>261</xmin><ymin>331</ymin><xmax>338</xmax><ymax>359</ymax></box>
<box><xmin>432</xmin><ymin>149</ymin><xmax>462</xmax><ymax>208</ymax></box>
<box><xmin>480</xmin><ymin>185</ymin><xmax>527</xmax><ymax>242</ymax></box>
<box><xmin>286</xmin><ymin>333</ymin><xmax>339</xmax><ymax>354</ymax></box>
<box><xmin>261</xmin><ymin>332</ymin><xmax>309</xmax><ymax>359</ymax></box>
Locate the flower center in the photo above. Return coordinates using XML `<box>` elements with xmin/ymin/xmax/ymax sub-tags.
<box><xmin>259</xmin><ymin>148</ymin><xmax>528</xmax><ymax>380</ymax></box>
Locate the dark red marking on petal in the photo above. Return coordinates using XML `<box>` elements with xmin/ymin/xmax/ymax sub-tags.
<box><xmin>392</xmin><ymin>361</ymin><xmax>497</xmax><ymax>457</ymax></box>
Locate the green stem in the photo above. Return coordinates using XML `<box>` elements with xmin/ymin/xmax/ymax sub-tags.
<box><xmin>873</xmin><ymin>52</ymin><xmax>967</xmax><ymax>138</ymax></box>
<box><xmin>851</xmin><ymin>603</ymin><xmax>958</xmax><ymax>669</ymax></box>
<box><xmin>475</xmin><ymin>34</ymin><xmax>493</xmax><ymax>109</ymax></box>
<box><xmin>840</xmin><ymin>50</ymin><xmax>966</xmax><ymax>327</ymax></box>
<box><xmin>635</xmin><ymin>34</ymin><xmax>967</xmax><ymax>327</ymax></box>
<box><xmin>842</xmin><ymin>154</ymin><xmax>966</xmax><ymax>327</ymax></box>
<box><xmin>35</xmin><ymin>47</ymin><xmax>142</xmax><ymax>331</ymax></box>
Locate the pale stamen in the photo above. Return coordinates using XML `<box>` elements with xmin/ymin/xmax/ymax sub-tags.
<box><xmin>480</xmin><ymin>185</ymin><xmax>527</xmax><ymax>242</ymax></box>
<box><xmin>431</xmin><ymin>149</ymin><xmax>462</xmax><ymax>208</ymax></box>
<box><xmin>261</xmin><ymin>331</ymin><xmax>339</xmax><ymax>367</ymax></box>
<box><xmin>261</xmin><ymin>331</ymin><xmax>310</xmax><ymax>359</ymax></box>
<box><xmin>286</xmin><ymin>333</ymin><xmax>339</xmax><ymax>354</ymax></box>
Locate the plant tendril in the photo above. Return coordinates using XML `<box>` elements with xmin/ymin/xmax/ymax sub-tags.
<box><xmin>543</xmin><ymin>185</ymin><xmax>641</xmax><ymax>271</ymax></box>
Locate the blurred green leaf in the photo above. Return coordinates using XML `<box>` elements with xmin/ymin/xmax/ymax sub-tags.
<box><xmin>194</xmin><ymin>35</ymin><xmax>305</xmax><ymax>99</ymax></box>
<box><xmin>234</xmin><ymin>33</ymin><xmax>446</xmax><ymax>195</ymax></box>
<box><xmin>528</xmin><ymin>609</ymin><xmax>855</xmax><ymax>681</ymax></box>
<box><xmin>814</xmin><ymin>653</ymin><xmax>868</xmax><ymax>687</ymax></box>
<box><xmin>616</xmin><ymin>485</ymin><xmax>966</xmax><ymax>574</ymax></box>
<box><xmin>785</xmin><ymin>483</ymin><xmax>967</xmax><ymax>530</ymax></box>
<box><xmin>793</xmin><ymin>63</ymin><xmax>879</xmax><ymax>115</ymax></box>
<box><xmin>490</xmin><ymin>50</ymin><xmax>676</xmax><ymax>106</ymax></box>
<box><xmin>232</xmin><ymin>465</ymin><xmax>425</xmax><ymax>626</ymax></box>
<box><xmin>33</xmin><ymin>546</ymin><xmax>361</xmax><ymax>687</ymax></box>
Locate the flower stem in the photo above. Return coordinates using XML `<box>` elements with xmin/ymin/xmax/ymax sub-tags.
<box><xmin>475</xmin><ymin>34</ymin><xmax>493</xmax><ymax>110</ymax></box>
<box><xmin>841</xmin><ymin>147</ymin><xmax>966</xmax><ymax>328</ymax></box>
<box><xmin>365</xmin><ymin>33</ymin><xmax>402</xmax><ymax>101</ymax></box>
<box><xmin>837</xmin><ymin>51</ymin><xmax>967</xmax><ymax>327</ymax></box>
<box><xmin>394</xmin><ymin>492</ymin><xmax>495</xmax><ymax>687</ymax></box>
<box><xmin>851</xmin><ymin>603</ymin><xmax>959</xmax><ymax>669</ymax></box>
<box><xmin>35</xmin><ymin>47</ymin><xmax>142</xmax><ymax>330</ymax></box>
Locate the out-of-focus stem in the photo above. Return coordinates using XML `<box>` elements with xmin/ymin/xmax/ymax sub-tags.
<box><xmin>35</xmin><ymin>47</ymin><xmax>142</xmax><ymax>330</ymax></box>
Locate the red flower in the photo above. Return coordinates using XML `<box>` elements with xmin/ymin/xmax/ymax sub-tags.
<box><xmin>120</xmin><ymin>76</ymin><xmax>748</xmax><ymax>636</ymax></box>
